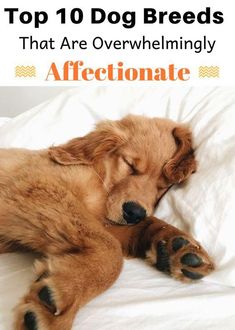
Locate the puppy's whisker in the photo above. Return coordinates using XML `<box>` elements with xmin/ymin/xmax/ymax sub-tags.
<box><xmin>92</xmin><ymin>168</ymin><xmax>109</xmax><ymax>195</ymax></box>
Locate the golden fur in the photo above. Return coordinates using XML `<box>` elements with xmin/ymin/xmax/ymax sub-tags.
<box><xmin>0</xmin><ymin>115</ymin><xmax>213</xmax><ymax>330</ymax></box>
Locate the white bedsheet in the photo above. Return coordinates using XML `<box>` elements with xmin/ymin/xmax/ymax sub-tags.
<box><xmin>0</xmin><ymin>254</ymin><xmax>235</xmax><ymax>330</ymax></box>
<box><xmin>0</xmin><ymin>87</ymin><xmax>235</xmax><ymax>329</ymax></box>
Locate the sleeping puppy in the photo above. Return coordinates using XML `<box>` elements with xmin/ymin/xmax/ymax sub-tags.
<box><xmin>0</xmin><ymin>115</ymin><xmax>214</xmax><ymax>330</ymax></box>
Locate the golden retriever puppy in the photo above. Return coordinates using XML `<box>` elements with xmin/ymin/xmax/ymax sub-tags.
<box><xmin>0</xmin><ymin>115</ymin><xmax>213</xmax><ymax>330</ymax></box>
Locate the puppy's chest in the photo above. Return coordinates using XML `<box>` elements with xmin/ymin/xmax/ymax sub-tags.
<box><xmin>83</xmin><ymin>189</ymin><xmax>106</xmax><ymax>218</ymax></box>
<box><xmin>67</xmin><ymin>173</ymin><xmax>107</xmax><ymax>219</ymax></box>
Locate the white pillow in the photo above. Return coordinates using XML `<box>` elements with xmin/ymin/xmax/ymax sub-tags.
<box><xmin>0</xmin><ymin>86</ymin><xmax>235</xmax><ymax>287</ymax></box>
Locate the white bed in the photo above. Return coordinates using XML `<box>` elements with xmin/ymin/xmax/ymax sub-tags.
<box><xmin>0</xmin><ymin>86</ymin><xmax>235</xmax><ymax>330</ymax></box>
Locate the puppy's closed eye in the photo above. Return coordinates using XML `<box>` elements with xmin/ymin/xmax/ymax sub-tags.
<box><xmin>122</xmin><ymin>157</ymin><xmax>138</xmax><ymax>176</ymax></box>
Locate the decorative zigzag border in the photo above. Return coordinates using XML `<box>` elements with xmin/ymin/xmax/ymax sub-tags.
<box><xmin>199</xmin><ymin>66</ymin><xmax>219</xmax><ymax>78</ymax></box>
<box><xmin>15</xmin><ymin>66</ymin><xmax>36</xmax><ymax>78</ymax></box>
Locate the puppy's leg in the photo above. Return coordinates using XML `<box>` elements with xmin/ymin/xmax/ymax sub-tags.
<box><xmin>15</xmin><ymin>232</ymin><xmax>123</xmax><ymax>330</ymax></box>
<box><xmin>106</xmin><ymin>217</ymin><xmax>214</xmax><ymax>282</ymax></box>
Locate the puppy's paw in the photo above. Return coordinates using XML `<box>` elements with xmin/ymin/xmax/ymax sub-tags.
<box><xmin>14</xmin><ymin>259</ymin><xmax>74</xmax><ymax>330</ymax></box>
<box><xmin>147</xmin><ymin>231</ymin><xmax>214</xmax><ymax>282</ymax></box>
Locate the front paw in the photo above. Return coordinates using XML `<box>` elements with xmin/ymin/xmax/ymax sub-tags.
<box><xmin>147</xmin><ymin>232</ymin><xmax>214</xmax><ymax>282</ymax></box>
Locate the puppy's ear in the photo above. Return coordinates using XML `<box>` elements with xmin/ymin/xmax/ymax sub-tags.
<box><xmin>48</xmin><ymin>120</ymin><xmax>127</xmax><ymax>165</ymax></box>
<box><xmin>163</xmin><ymin>126</ymin><xmax>197</xmax><ymax>184</ymax></box>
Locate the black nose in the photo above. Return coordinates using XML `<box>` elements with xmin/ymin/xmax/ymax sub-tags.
<box><xmin>122</xmin><ymin>201</ymin><xmax>146</xmax><ymax>224</ymax></box>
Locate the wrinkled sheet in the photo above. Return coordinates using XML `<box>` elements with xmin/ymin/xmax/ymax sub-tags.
<box><xmin>0</xmin><ymin>87</ymin><xmax>235</xmax><ymax>329</ymax></box>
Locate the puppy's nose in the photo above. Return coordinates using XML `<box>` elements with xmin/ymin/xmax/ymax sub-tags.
<box><xmin>122</xmin><ymin>201</ymin><xmax>146</xmax><ymax>224</ymax></box>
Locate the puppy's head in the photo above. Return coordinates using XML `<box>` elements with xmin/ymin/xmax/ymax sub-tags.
<box><xmin>49</xmin><ymin>115</ymin><xmax>196</xmax><ymax>224</ymax></box>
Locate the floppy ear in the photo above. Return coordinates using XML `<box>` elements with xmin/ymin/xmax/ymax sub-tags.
<box><xmin>48</xmin><ymin>121</ymin><xmax>127</xmax><ymax>165</ymax></box>
<box><xmin>163</xmin><ymin>126</ymin><xmax>197</xmax><ymax>184</ymax></box>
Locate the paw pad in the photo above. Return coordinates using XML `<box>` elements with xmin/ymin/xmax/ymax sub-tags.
<box><xmin>181</xmin><ymin>269</ymin><xmax>204</xmax><ymax>280</ymax></box>
<box><xmin>24</xmin><ymin>311</ymin><xmax>37</xmax><ymax>330</ymax></box>
<box><xmin>172</xmin><ymin>237</ymin><xmax>189</xmax><ymax>252</ymax></box>
<box><xmin>38</xmin><ymin>286</ymin><xmax>56</xmax><ymax>314</ymax></box>
<box><xmin>181</xmin><ymin>253</ymin><xmax>202</xmax><ymax>267</ymax></box>
<box><xmin>156</xmin><ymin>241</ymin><xmax>170</xmax><ymax>273</ymax></box>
